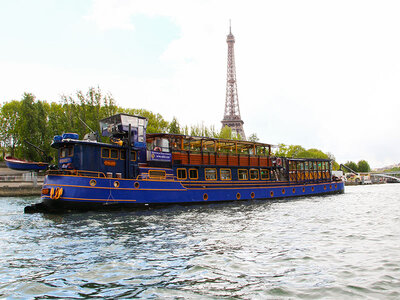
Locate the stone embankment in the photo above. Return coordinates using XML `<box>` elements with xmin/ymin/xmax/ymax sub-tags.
<box><xmin>0</xmin><ymin>166</ymin><xmax>43</xmax><ymax>197</ymax></box>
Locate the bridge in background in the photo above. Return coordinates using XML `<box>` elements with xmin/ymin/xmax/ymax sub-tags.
<box><xmin>370</xmin><ymin>173</ymin><xmax>400</xmax><ymax>183</ymax></box>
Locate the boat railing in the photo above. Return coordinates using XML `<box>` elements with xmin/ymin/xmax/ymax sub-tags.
<box><xmin>47</xmin><ymin>169</ymin><xmax>106</xmax><ymax>178</ymax></box>
<box><xmin>288</xmin><ymin>170</ymin><xmax>332</xmax><ymax>183</ymax></box>
<box><xmin>171</xmin><ymin>150</ymin><xmax>272</xmax><ymax>167</ymax></box>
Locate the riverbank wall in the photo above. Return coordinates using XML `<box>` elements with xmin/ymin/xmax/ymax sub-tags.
<box><xmin>0</xmin><ymin>166</ymin><xmax>43</xmax><ymax>197</ymax></box>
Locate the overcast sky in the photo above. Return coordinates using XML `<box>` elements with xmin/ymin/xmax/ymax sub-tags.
<box><xmin>1</xmin><ymin>0</ymin><xmax>400</xmax><ymax>168</ymax></box>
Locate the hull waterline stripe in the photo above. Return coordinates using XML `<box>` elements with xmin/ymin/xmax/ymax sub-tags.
<box><xmin>43</xmin><ymin>183</ymin><xmax>187</xmax><ymax>191</ymax></box>
<box><xmin>43</xmin><ymin>196</ymin><xmax>137</xmax><ymax>202</ymax></box>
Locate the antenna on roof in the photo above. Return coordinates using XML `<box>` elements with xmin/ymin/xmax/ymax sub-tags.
<box><xmin>78</xmin><ymin>117</ymin><xmax>99</xmax><ymax>141</ymax></box>
<box><xmin>229</xmin><ymin>19</ymin><xmax>232</xmax><ymax>34</ymax></box>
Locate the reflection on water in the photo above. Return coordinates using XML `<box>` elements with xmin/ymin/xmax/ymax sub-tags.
<box><xmin>1</xmin><ymin>184</ymin><xmax>400</xmax><ymax>299</ymax></box>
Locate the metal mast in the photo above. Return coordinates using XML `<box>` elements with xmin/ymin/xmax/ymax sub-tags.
<box><xmin>221</xmin><ymin>22</ymin><xmax>246</xmax><ymax>140</ymax></box>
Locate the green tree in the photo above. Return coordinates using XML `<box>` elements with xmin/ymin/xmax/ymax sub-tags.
<box><xmin>61</xmin><ymin>87</ymin><xmax>117</xmax><ymax>139</ymax></box>
<box><xmin>168</xmin><ymin>117</ymin><xmax>181</xmax><ymax>134</ymax></box>
<box><xmin>219</xmin><ymin>125</ymin><xmax>234</xmax><ymax>140</ymax></box>
<box><xmin>0</xmin><ymin>100</ymin><xmax>21</xmax><ymax>156</ymax></box>
<box><xmin>274</xmin><ymin>144</ymin><xmax>307</xmax><ymax>158</ymax></box>
<box><xmin>274</xmin><ymin>143</ymin><xmax>339</xmax><ymax>168</ymax></box>
<box><xmin>248</xmin><ymin>133</ymin><xmax>259</xmax><ymax>142</ymax></box>
<box><xmin>344</xmin><ymin>161</ymin><xmax>358</xmax><ymax>172</ymax></box>
<box><xmin>385</xmin><ymin>166</ymin><xmax>400</xmax><ymax>172</ymax></box>
<box><xmin>15</xmin><ymin>93</ymin><xmax>49</xmax><ymax>161</ymax></box>
<box><xmin>297</xmin><ymin>148</ymin><xmax>330</xmax><ymax>159</ymax></box>
<box><xmin>274</xmin><ymin>143</ymin><xmax>289</xmax><ymax>157</ymax></box>
<box><xmin>357</xmin><ymin>160</ymin><xmax>371</xmax><ymax>172</ymax></box>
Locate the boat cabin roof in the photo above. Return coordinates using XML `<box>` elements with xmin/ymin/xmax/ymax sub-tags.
<box><xmin>51</xmin><ymin>139</ymin><xmax>122</xmax><ymax>149</ymax></box>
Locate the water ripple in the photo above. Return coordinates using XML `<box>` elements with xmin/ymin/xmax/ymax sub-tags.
<box><xmin>1</xmin><ymin>184</ymin><xmax>400</xmax><ymax>299</ymax></box>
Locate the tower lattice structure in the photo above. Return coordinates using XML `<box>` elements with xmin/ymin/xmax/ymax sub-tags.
<box><xmin>221</xmin><ymin>24</ymin><xmax>246</xmax><ymax>140</ymax></box>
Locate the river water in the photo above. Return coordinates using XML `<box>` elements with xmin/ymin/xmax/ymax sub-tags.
<box><xmin>1</xmin><ymin>184</ymin><xmax>400</xmax><ymax>299</ymax></box>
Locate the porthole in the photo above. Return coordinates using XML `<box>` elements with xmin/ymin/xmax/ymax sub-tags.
<box><xmin>311</xmin><ymin>187</ymin><xmax>315</xmax><ymax>192</ymax></box>
<box><xmin>330</xmin><ymin>185</ymin><xmax>332</xmax><ymax>189</ymax></box>
<box><xmin>236</xmin><ymin>193</ymin><xmax>241</xmax><ymax>200</ymax></box>
<box><xmin>292</xmin><ymin>188</ymin><xmax>296</xmax><ymax>194</ymax></box>
<box><xmin>89</xmin><ymin>179</ymin><xmax>96</xmax><ymax>187</ymax></box>
<box><xmin>114</xmin><ymin>181</ymin><xmax>120</xmax><ymax>188</ymax></box>
<box><xmin>203</xmin><ymin>193</ymin><xmax>208</xmax><ymax>201</ymax></box>
<box><xmin>270</xmin><ymin>191</ymin><xmax>274</xmax><ymax>197</ymax></box>
<box><xmin>335</xmin><ymin>184</ymin><xmax>337</xmax><ymax>189</ymax></box>
<box><xmin>302</xmin><ymin>187</ymin><xmax>305</xmax><ymax>193</ymax></box>
<box><xmin>250</xmin><ymin>192</ymin><xmax>255</xmax><ymax>199</ymax></box>
<box><xmin>134</xmin><ymin>182</ymin><xmax>140</xmax><ymax>189</ymax></box>
<box><xmin>282</xmin><ymin>188</ymin><xmax>285</xmax><ymax>195</ymax></box>
<box><xmin>324</xmin><ymin>185</ymin><xmax>327</xmax><ymax>190</ymax></box>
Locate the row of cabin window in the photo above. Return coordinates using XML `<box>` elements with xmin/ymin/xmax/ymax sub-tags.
<box><xmin>101</xmin><ymin>148</ymin><xmax>137</xmax><ymax>161</ymax></box>
<box><xmin>288</xmin><ymin>160</ymin><xmax>330</xmax><ymax>171</ymax></box>
<box><xmin>176</xmin><ymin>168</ymin><xmax>270</xmax><ymax>181</ymax></box>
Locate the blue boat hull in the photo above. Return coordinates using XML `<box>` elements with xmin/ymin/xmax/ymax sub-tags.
<box><xmin>40</xmin><ymin>174</ymin><xmax>345</xmax><ymax>211</ymax></box>
<box><xmin>5</xmin><ymin>160</ymin><xmax>48</xmax><ymax>171</ymax></box>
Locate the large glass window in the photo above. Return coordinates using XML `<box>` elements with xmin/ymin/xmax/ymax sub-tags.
<box><xmin>205</xmin><ymin>168</ymin><xmax>217</xmax><ymax>180</ymax></box>
<box><xmin>238</xmin><ymin>169</ymin><xmax>248</xmax><ymax>180</ymax></box>
<box><xmin>220</xmin><ymin>169</ymin><xmax>231</xmax><ymax>180</ymax></box>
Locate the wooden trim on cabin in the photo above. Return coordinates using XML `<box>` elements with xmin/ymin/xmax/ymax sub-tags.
<box><xmin>171</xmin><ymin>150</ymin><xmax>272</xmax><ymax>167</ymax></box>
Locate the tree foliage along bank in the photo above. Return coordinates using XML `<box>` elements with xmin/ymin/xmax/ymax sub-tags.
<box><xmin>0</xmin><ymin>87</ymin><xmax>356</xmax><ymax>169</ymax></box>
<box><xmin>274</xmin><ymin>143</ymin><xmax>340</xmax><ymax>170</ymax></box>
<box><xmin>343</xmin><ymin>160</ymin><xmax>371</xmax><ymax>173</ymax></box>
<box><xmin>0</xmin><ymin>88</ymin><xmax>246</xmax><ymax>162</ymax></box>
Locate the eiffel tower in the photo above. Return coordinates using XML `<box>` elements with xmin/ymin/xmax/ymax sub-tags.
<box><xmin>221</xmin><ymin>23</ymin><xmax>246</xmax><ymax>140</ymax></box>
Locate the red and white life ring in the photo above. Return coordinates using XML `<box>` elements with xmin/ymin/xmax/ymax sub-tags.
<box><xmin>276</xmin><ymin>158</ymin><xmax>282</xmax><ymax>166</ymax></box>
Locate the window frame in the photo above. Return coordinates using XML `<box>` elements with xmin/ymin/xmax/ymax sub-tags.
<box><xmin>205</xmin><ymin>168</ymin><xmax>217</xmax><ymax>181</ymax></box>
<box><xmin>260</xmin><ymin>169</ymin><xmax>269</xmax><ymax>180</ymax></box>
<box><xmin>177</xmin><ymin>168</ymin><xmax>187</xmax><ymax>180</ymax></box>
<box><xmin>250</xmin><ymin>169</ymin><xmax>259</xmax><ymax>180</ymax></box>
<box><xmin>60</xmin><ymin>148</ymin><xmax>67</xmax><ymax>158</ymax></box>
<box><xmin>130</xmin><ymin>151</ymin><xmax>137</xmax><ymax>161</ymax></box>
<box><xmin>220</xmin><ymin>168</ymin><xmax>232</xmax><ymax>181</ymax></box>
<box><xmin>101</xmin><ymin>148</ymin><xmax>110</xmax><ymax>159</ymax></box>
<box><xmin>60</xmin><ymin>146</ymin><xmax>74</xmax><ymax>158</ymax></box>
<box><xmin>148</xmin><ymin>170</ymin><xmax>166</xmax><ymax>179</ymax></box>
<box><xmin>67</xmin><ymin>146</ymin><xmax>74</xmax><ymax>157</ymax></box>
<box><xmin>120</xmin><ymin>150</ymin><xmax>126</xmax><ymax>160</ymax></box>
<box><xmin>238</xmin><ymin>169</ymin><xmax>248</xmax><ymax>180</ymax></box>
<box><xmin>189</xmin><ymin>168</ymin><xmax>198</xmax><ymax>180</ymax></box>
<box><xmin>110</xmin><ymin>148</ymin><xmax>119</xmax><ymax>160</ymax></box>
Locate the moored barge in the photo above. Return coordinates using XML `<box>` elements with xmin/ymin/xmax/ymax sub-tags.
<box><xmin>27</xmin><ymin>113</ymin><xmax>344</xmax><ymax>212</ymax></box>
